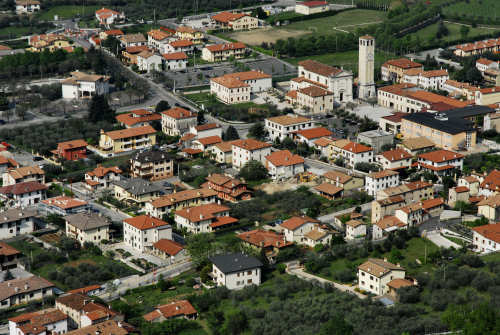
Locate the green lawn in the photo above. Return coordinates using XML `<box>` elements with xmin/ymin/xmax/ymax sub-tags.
<box><xmin>37</xmin><ymin>5</ymin><xmax>100</xmax><ymax>20</ymax></box>
<box><xmin>0</xmin><ymin>26</ymin><xmax>31</xmax><ymax>39</ymax></box>
<box><xmin>408</xmin><ymin>22</ymin><xmax>499</xmax><ymax>46</ymax></box>
<box><xmin>278</xmin><ymin>9</ymin><xmax>386</xmax><ymax>35</ymax></box>
<box><xmin>285</xmin><ymin>49</ymin><xmax>395</xmax><ymax>76</ymax></box>
<box><xmin>443</xmin><ymin>0</ymin><xmax>500</xmax><ymax>23</ymax></box>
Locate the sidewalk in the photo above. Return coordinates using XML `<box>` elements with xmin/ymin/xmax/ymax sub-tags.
<box><xmin>286</xmin><ymin>266</ymin><xmax>367</xmax><ymax>299</ymax></box>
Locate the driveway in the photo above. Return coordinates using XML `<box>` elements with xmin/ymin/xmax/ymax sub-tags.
<box><xmin>424</xmin><ymin>229</ymin><xmax>461</xmax><ymax>249</ymax></box>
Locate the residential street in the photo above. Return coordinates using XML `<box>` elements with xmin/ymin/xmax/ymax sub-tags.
<box><xmin>318</xmin><ymin>202</ymin><xmax>372</xmax><ymax>224</ymax></box>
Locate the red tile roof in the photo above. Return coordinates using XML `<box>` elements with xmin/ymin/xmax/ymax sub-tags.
<box><xmin>421</xmin><ymin>197</ymin><xmax>444</xmax><ymax>210</ymax></box>
<box><xmin>104</xmin><ymin>126</ymin><xmax>156</xmax><ymax>140</ymax></box>
<box><xmin>232</xmin><ymin>138</ymin><xmax>271</xmax><ymax>151</ymax></box>
<box><xmin>281</xmin><ymin>216</ymin><xmax>319</xmax><ymax>231</ymax></box>
<box><xmin>298</xmin><ymin>59</ymin><xmax>342</xmax><ymax>77</ymax></box>
<box><xmin>295</xmin><ymin>127</ymin><xmax>332</xmax><ymax>140</ymax></box>
<box><xmin>314</xmin><ymin>182</ymin><xmax>344</xmax><ymax>195</ymax></box>
<box><xmin>380</xmin><ymin>148</ymin><xmax>412</xmax><ymax>162</ymax></box>
<box><xmin>162</xmin><ymin>52</ymin><xmax>188</xmax><ymax>60</ymax></box>
<box><xmin>238</xmin><ymin>229</ymin><xmax>292</xmax><ymax>248</ymax></box>
<box><xmin>57</xmin><ymin>139</ymin><xmax>88</xmax><ymax>151</ymax></box>
<box><xmin>104</xmin><ymin>29</ymin><xmax>124</xmax><ymax>36</ymax></box>
<box><xmin>124</xmin><ymin>215</ymin><xmax>170</xmax><ymax>231</ymax></box>
<box><xmin>382</xmin><ymin>112</ymin><xmax>407</xmax><ymax>123</ymax></box>
<box><xmin>144</xmin><ymin>300</ymin><xmax>197</xmax><ymax>321</ymax></box>
<box><xmin>175</xmin><ymin>203</ymin><xmax>229</xmax><ymax>222</ymax></box>
<box><xmin>41</xmin><ymin>196</ymin><xmax>87</xmax><ymax>209</ymax></box>
<box><xmin>0</xmin><ymin>242</ymin><xmax>20</xmax><ymax>257</ymax></box>
<box><xmin>152</xmin><ymin>239</ymin><xmax>184</xmax><ymax>256</ymax></box>
<box><xmin>383</xmin><ymin>58</ymin><xmax>423</xmax><ymax>69</ymax></box>
<box><xmin>368</xmin><ymin>169</ymin><xmax>399</xmax><ymax>179</ymax></box>
<box><xmin>0</xmin><ymin>181</ymin><xmax>47</xmax><ymax>195</ymax></box>
<box><xmin>342</xmin><ymin>141</ymin><xmax>372</xmax><ymax>153</ymax></box>
<box><xmin>86</xmin><ymin>165</ymin><xmax>122</xmax><ymax>178</ymax></box>
<box><xmin>298</xmin><ymin>1</ymin><xmax>328</xmax><ymax>7</ymax></box>
<box><xmin>67</xmin><ymin>285</ymin><xmax>101</xmax><ymax>295</ymax></box>
<box><xmin>116</xmin><ymin>111</ymin><xmax>161</xmax><ymax>126</ymax></box>
<box><xmin>481</xmin><ymin>170</ymin><xmax>500</xmax><ymax>192</ymax></box>
<box><xmin>454</xmin><ymin>186</ymin><xmax>469</xmax><ymax>193</ymax></box>
<box><xmin>170</xmin><ymin>39</ymin><xmax>193</xmax><ymax>48</ymax></box>
<box><xmin>195</xmin><ymin>135</ymin><xmax>222</xmax><ymax>146</ymax></box>
<box><xmin>162</xmin><ymin>107</ymin><xmax>196</xmax><ymax>119</ymax></box>
<box><xmin>298</xmin><ymin>86</ymin><xmax>333</xmax><ymax>97</ymax></box>
<box><xmin>210</xmin><ymin>216</ymin><xmax>238</xmax><ymax>228</ymax></box>
<box><xmin>265</xmin><ymin>150</ymin><xmax>304</xmax><ymax>167</ymax></box>
<box><xmin>211</xmin><ymin>11</ymin><xmax>248</xmax><ymax>23</ymax></box>
<box><xmin>205</xmin><ymin>42</ymin><xmax>246</xmax><ymax>52</ymax></box>
<box><xmin>418</xmin><ymin>149</ymin><xmax>464</xmax><ymax>163</ymax></box>
<box><xmin>473</xmin><ymin>223</ymin><xmax>500</xmax><ymax>244</ymax></box>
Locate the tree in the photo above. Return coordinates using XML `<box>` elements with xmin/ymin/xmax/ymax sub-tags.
<box><xmin>248</xmin><ymin>122</ymin><xmax>265</xmax><ymax>140</ymax></box>
<box><xmin>222</xmin><ymin>310</ymin><xmax>247</xmax><ymax>335</ymax></box>
<box><xmin>185</xmin><ymin>233</ymin><xmax>216</xmax><ymax>266</ymax></box>
<box><xmin>460</xmin><ymin>25</ymin><xmax>470</xmax><ymax>39</ymax></box>
<box><xmin>319</xmin><ymin>314</ymin><xmax>353</xmax><ymax>335</ymax></box>
<box><xmin>238</xmin><ymin>160</ymin><xmax>268</xmax><ymax>181</ymax></box>
<box><xmin>223</xmin><ymin>125</ymin><xmax>239</xmax><ymax>141</ymax></box>
<box><xmin>436</xmin><ymin>21</ymin><xmax>449</xmax><ymax>39</ymax></box>
<box><xmin>197</xmin><ymin>109</ymin><xmax>205</xmax><ymax>124</ymax></box>
<box><xmin>15</xmin><ymin>103</ymin><xmax>28</xmax><ymax>121</ymax></box>
<box><xmin>155</xmin><ymin>100</ymin><xmax>170</xmax><ymax>113</ymax></box>
<box><xmin>251</xmin><ymin>7</ymin><xmax>268</xmax><ymax>19</ymax></box>
<box><xmin>465</xmin><ymin>67</ymin><xmax>483</xmax><ymax>85</ymax></box>
<box><xmin>88</xmin><ymin>95</ymin><xmax>114</xmax><ymax>123</ymax></box>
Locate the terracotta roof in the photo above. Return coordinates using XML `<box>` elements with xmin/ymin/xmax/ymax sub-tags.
<box><xmin>211</xmin><ymin>70</ymin><xmax>271</xmax><ymax>89</ymax></box>
<box><xmin>67</xmin><ymin>285</ymin><xmax>101</xmax><ymax>295</ymax></box>
<box><xmin>170</xmin><ymin>39</ymin><xmax>193</xmax><ymax>48</ymax></box>
<box><xmin>182</xmin><ymin>148</ymin><xmax>203</xmax><ymax>155</ymax></box>
<box><xmin>454</xmin><ymin>186</ymin><xmax>469</xmax><ymax>193</ymax></box>
<box><xmin>281</xmin><ymin>216</ymin><xmax>319</xmax><ymax>231</ymax></box>
<box><xmin>298</xmin><ymin>86</ymin><xmax>333</xmax><ymax>97</ymax></box>
<box><xmin>0</xmin><ymin>276</ymin><xmax>53</xmax><ymax>301</ymax></box>
<box><xmin>180</xmin><ymin>133</ymin><xmax>196</xmax><ymax>142</ymax></box>
<box><xmin>195</xmin><ymin>123</ymin><xmax>221</xmax><ymax>131</ymax></box>
<box><xmin>298</xmin><ymin>1</ymin><xmax>328</xmax><ymax>7</ymax></box>
<box><xmin>125</xmin><ymin>45</ymin><xmax>149</xmax><ymax>54</ymax></box>
<box><xmin>152</xmin><ymin>239</ymin><xmax>184</xmax><ymax>256</ymax></box>
<box><xmin>421</xmin><ymin>197</ymin><xmax>444</xmax><ymax>210</ymax></box>
<box><xmin>358</xmin><ymin>258</ymin><xmax>404</xmax><ymax>278</ymax></box>
<box><xmin>380</xmin><ymin>148</ymin><xmax>412</xmax><ymax>162</ymax></box>
<box><xmin>380</xmin><ymin>181</ymin><xmax>432</xmax><ymax>197</ymax></box>
<box><xmin>65</xmin><ymin>321</ymin><xmax>127</xmax><ymax>335</ymax></box>
<box><xmin>377</xmin><ymin>195</ymin><xmax>405</xmax><ymax>206</ymax></box>
<box><xmin>147</xmin><ymin>29</ymin><xmax>171</xmax><ymax>41</ymax></box>
<box><xmin>342</xmin><ymin>141</ymin><xmax>372</xmax><ymax>153</ymax></box>
<box><xmin>176</xmin><ymin>26</ymin><xmax>199</xmax><ymax>34</ymax></box>
<box><xmin>9</xmin><ymin>308</ymin><xmax>66</xmax><ymax>332</ymax></box>
<box><xmin>57</xmin><ymin>139</ymin><xmax>88</xmax><ymax>151</ymax></box>
<box><xmin>398</xmin><ymin>202</ymin><xmax>423</xmax><ymax>214</ymax></box>
<box><xmin>403</xmin><ymin>68</ymin><xmax>423</xmax><ymax>76</ymax></box>
<box><xmin>314</xmin><ymin>137</ymin><xmax>335</xmax><ymax>147</ymax></box>
<box><xmin>291</xmin><ymin>76</ymin><xmax>328</xmax><ymax>89</ymax></box>
<box><xmin>478</xmin><ymin>194</ymin><xmax>500</xmax><ymax>208</ymax></box>
<box><xmin>266</xmin><ymin>115</ymin><xmax>310</xmax><ymax>126</ymax></box>
<box><xmin>103</xmin><ymin>125</ymin><xmax>156</xmax><ymax>140</ymax></box>
<box><xmin>480</xmin><ymin>170</ymin><xmax>500</xmax><ymax>192</ymax></box>
<box><xmin>0</xmin><ymin>181</ymin><xmax>47</xmax><ymax>195</ymax></box>
<box><xmin>323</xmin><ymin>171</ymin><xmax>352</xmax><ymax>184</ymax></box>
<box><xmin>151</xmin><ymin>188</ymin><xmax>217</xmax><ymax>208</ymax></box>
<box><xmin>265</xmin><ymin>150</ymin><xmax>304</xmax><ymax>167</ymax></box>
<box><xmin>286</xmin><ymin>90</ymin><xmax>297</xmax><ymax>99</ymax></box>
<box><xmin>314</xmin><ymin>182</ymin><xmax>343</xmax><ymax>195</ymax></box>
<box><xmin>473</xmin><ymin>223</ymin><xmax>500</xmax><ymax>243</ymax></box>
<box><xmin>211</xmin><ymin>11</ymin><xmax>248</xmax><ymax>23</ymax></box>
<box><xmin>119</xmin><ymin>33</ymin><xmax>146</xmax><ymax>44</ymax></box>
<box><xmin>298</xmin><ymin>59</ymin><xmax>342</xmax><ymax>77</ymax></box>
<box><xmin>41</xmin><ymin>196</ymin><xmax>87</xmax><ymax>209</ymax></box>
<box><xmin>382</xmin><ymin>112</ymin><xmax>407</xmax><ymax>123</ymax></box>
<box><xmin>144</xmin><ymin>300</ymin><xmax>197</xmax><ymax>322</ymax></box>
<box><xmin>86</xmin><ymin>165</ymin><xmax>122</xmax><ymax>177</ymax></box>
<box><xmin>210</xmin><ymin>216</ymin><xmax>238</xmax><ymax>228</ymax></box>
<box><xmin>479</xmin><ymin>86</ymin><xmax>500</xmax><ymax>94</ymax></box>
<box><xmin>406</xmin><ymin>91</ymin><xmax>470</xmax><ymax>108</ymax></box>
<box><xmin>213</xmin><ymin>140</ymin><xmax>239</xmax><ymax>152</ymax></box>
<box><xmin>238</xmin><ymin>229</ymin><xmax>292</xmax><ymax>248</ymax></box>
<box><xmin>116</xmin><ymin>110</ymin><xmax>160</xmax><ymax>127</ymax></box>
<box><xmin>304</xmin><ymin>228</ymin><xmax>329</xmax><ymax>241</ymax></box>
<box><xmin>124</xmin><ymin>215</ymin><xmax>170</xmax><ymax>231</ymax></box>
<box><xmin>162</xmin><ymin>52</ymin><xmax>188</xmax><ymax>60</ymax></box>
<box><xmin>175</xmin><ymin>203</ymin><xmax>229</xmax><ymax>222</ymax></box>
<box><xmin>378</xmin><ymin>83</ymin><xmax>417</xmax><ymax>94</ymax></box>
<box><xmin>205</xmin><ymin>42</ymin><xmax>246</xmax><ymax>52</ymax></box>
<box><xmin>402</xmin><ymin>137</ymin><xmax>435</xmax><ymax>150</ymax></box>
<box><xmin>6</xmin><ymin>166</ymin><xmax>44</xmax><ymax>179</ymax></box>
<box><xmin>0</xmin><ymin>242</ymin><xmax>20</xmax><ymax>257</ymax></box>
<box><xmin>421</xmin><ymin>69</ymin><xmax>449</xmax><ymax>78</ymax></box>
<box><xmin>232</xmin><ymin>138</ymin><xmax>271</xmax><ymax>151</ymax></box>
<box><xmin>383</xmin><ymin>58</ymin><xmax>422</xmax><ymax>69</ymax></box>
<box><xmin>376</xmin><ymin>216</ymin><xmax>407</xmax><ymax>230</ymax></box>
<box><xmin>295</xmin><ymin>127</ymin><xmax>332</xmax><ymax>139</ymax></box>
<box><xmin>463</xmin><ymin>176</ymin><xmax>479</xmax><ymax>183</ymax></box>
<box><xmin>418</xmin><ymin>149</ymin><xmax>464</xmax><ymax>163</ymax></box>
<box><xmin>360</xmin><ymin>35</ymin><xmax>374</xmax><ymax>40</ymax></box>
<box><xmin>470</xmin><ymin>195</ymin><xmax>485</xmax><ymax>204</ymax></box>
<box><xmin>195</xmin><ymin>135</ymin><xmax>222</xmax><ymax>146</ymax></box>
<box><xmin>211</xmin><ymin>75</ymin><xmax>249</xmax><ymax>88</ymax></box>
<box><xmin>387</xmin><ymin>278</ymin><xmax>414</xmax><ymax>289</ymax></box>
<box><xmin>368</xmin><ymin>169</ymin><xmax>399</xmax><ymax>179</ymax></box>
<box><xmin>96</xmin><ymin>7</ymin><xmax>119</xmax><ymax>15</ymax></box>
<box><xmin>206</xmin><ymin>173</ymin><xmax>244</xmax><ymax>187</ymax></box>
<box><xmin>104</xmin><ymin>29</ymin><xmax>124</xmax><ymax>36</ymax></box>
<box><xmin>56</xmin><ymin>293</ymin><xmax>89</xmax><ymax>310</ymax></box>
<box><xmin>0</xmin><ymin>155</ymin><xmax>19</xmax><ymax>168</ymax></box>
<box><xmin>345</xmin><ymin>219</ymin><xmax>365</xmax><ymax>228</ymax></box>
<box><xmin>162</xmin><ymin>107</ymin><xmax>196</xmax><ymax>119</ymax></box>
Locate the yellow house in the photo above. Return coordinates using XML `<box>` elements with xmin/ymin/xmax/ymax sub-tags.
<box><xmin>98</xmin><ymin>125</ymin><xmax>156</xmax><ymax>154</ymax></box>
<box><xmin>27</xmin><ymin>34</ymin><xmax>73</xmax><ymax>52</ymax></box>
<box><xmin>323</xmin><ymin>170</ymin><xmax>364</xmax><ymax>191</ymax></box>
<box><xmin>175</xmin><ymin>26</ymin><xmax>204</xmax><ymax>44</ymax></box>
<box><xmin>477</xmin><ymin>195</ymin><xmax>500</xmax><ymax>222</ymax></box>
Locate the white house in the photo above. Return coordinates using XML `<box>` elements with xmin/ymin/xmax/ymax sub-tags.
<box><xmin>294</xmin><ymin>127</ymin><xmax>333</xmax><ymax>146</ymax></box>
<box><xmin>15</xmin><ymin>0</ymin><xmax>40</xmax><ymax>14</ymax></box>
<box><xmin>147</xmin><ymin>29</ymin><xmax>173</xmax><ymax>52</ymax></box>
<box><xmin>295</xmin><ymin>1</ymin><xmax>329</xmax><ymax>15</ymax></box>
<box><xmin>472</xmin><ymin>223</ymin><xmax>500</xmax><ymax>253</ymax></box>
<box><xmin>479</xmin><ymin>169</ymin><xmax>500</xmax><ymax>197</ymax></box>
<box><xmin>163</xmin><ymin>40</ymin><xmax>194</xmax><ymax>55</ymax></box>
<box><xmin>9</xmin><ymin>308</ymin><xmax>67</xmax><ymax>335</ymax></box>
<box><xmin>373</xmin><ymin>216</ymin><xmax>407</xmax><ymax>240</ymax></box>
<box><xmin>136</xmin><ymin>51</ymin><xmax>163</xmax><ymax>73</ymax></box>
<box><xmin>265</xmin><ymin>150</ymin><xmax>304</xmax><ymax>180</ymax></box>
<box><xmin>65</xmin><ymin>212</ymin><xmax>111</xmax><ymax>246</ymax></box>
<box><xmin>210</xmin><ymin>253</ymin><xmax>262</xmax><ymax>290</ymax></box>
<box><xmin>345</xmin><ymin>219</ymin><xmax>366</xmax><ymax>240</ymax></box>
<box><xmin>161</xmin><ymin>107</ymin><xmax>197</xmax><ymax>136</ymax></box>
<box><xmin>0</xmin><ymin>276</ymin><xmax>54</xmax><ymax>310</ymax></box>
<box><xmin>416</xmin><ymin>149</ymin><xmax>464</xmax><ymax>176</ymax></box>
<box><xmin>123</xmin><ymin>215</ymin><xmax>172</xmax><ymax>253</ymax></box>
<box><xmin>402</xmin><ymin>69</ymin><xmax>449</xmax><ymax>91</ymax></box>
<box><xmin>365</xmin><ymin>170</ymin><xmax>400</xmax><ymax>197</ymax></box>
<box><xmin>210</xmin><ymin>71</ymin><xmax>272</xmax><ymax>104</ymax></box>
<box><xmin>118</xmin><ymin>33</ymin><xmax>147</xmax><ymax>48</ymax></box>
<box><xmin>358</xmin><ymin>258</ymin><xmax>405</xmax><ymax>295</ymax></box>
<box><xmin>95</xmin><ymin>8</ymin><xmax>124</xmax><ymax>25</ymax></box>
<box><xmin>231</xmin><ymin>139</ymin><xmax>272</xmax><ymax>170</ymax></box>
<box><xmin>62</xmin><ymin>71</ymin><xmax>110</xmax><ymax>100</ymax></box>
<box><xmin>84</xmin><ymin>165</ymin><xmax>122</xmax><ymax>191</ymax></box>
<box><xmin>0</xmin><ymin>208</ymin><xmax>37</xmax><ymax>239</ymax></box>
<box><xmin>377</xmin><ymin>148</ymin><xmax>412</xmax><ymax>170</ymax></box>
<box><xmin>337</xmin><ymin>141</ymin><xmax>374</xmax><ymax>168</ymax></box>
<box><xmin>162</xmin><ymin>52</ymin><xmax>188</xmax><ymax>71</ymax></box>
<box><xmin>0</xmin><ymin>181</ymin><xmax>47</xmax><ymax>208</ymax></box>
<box><xmin>265</xmin><ymin>115</ymin><xmax>313</xmax><ymax>141</ymax></box>
<box><xmin>476</xmin><ymin>58</ymin><xmax>499</xmax><ymax>73</ymax></box>
<box><xmin>39</xmin><ymin>196</ymin><xmax>89</xmax><ymax>216</ymax></box>
<box><xmin>280</xmin><ymin>216</ymin><xmax>331</xmax><ymax>247</ymax></box>
<box><xmin>2</xmin><ymin>166</ymin><xmax>45</xmax><ymax>186</ymax></box>
<box><xmin>174</xmin><ymin>203</ymin><xmax>237</xmax><ymax>233</ymax></box>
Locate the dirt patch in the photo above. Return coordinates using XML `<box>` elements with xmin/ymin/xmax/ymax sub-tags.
<box><xmin>39</xmin><ymin>233</ymin><xmax>61</xmax><ymax>245</ymax></box>
<box><xmin>255</xmin><ymin>180</ymin><xmax>319</xmax><ymax>194</ymax></box>
<box><xmin>66</xmin><ymin>259</ymin><xmax>97</xmax><ymax>267</ymax></box>
<box><xmin>227</xmin><ymin>27</ymin><xmax>310</xmax><ymax>45</ymax></box>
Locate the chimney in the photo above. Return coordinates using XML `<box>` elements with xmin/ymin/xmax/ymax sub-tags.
<box><xmin>7</xmin><ymin>282</ymin><xmax>11</xmax><ymax>287</ymax></box>
<box><xmin>24</xmin><ymin>284</ymin><xmax>29</xmax><ymax>290</ymax></box>
<box><xmin>176</xmin><ymin>306</ymin><xmax>180</xmax><ymax>310</ymax></box>
<box><xmin>383</xmin><ymin>257</ymin><xmax>388</xmax><ymax>262</ymax></box>
<box><xmin>14</xmin><ymin>287</ymin><xmax>19</xmax><ymax>292</ymax></box>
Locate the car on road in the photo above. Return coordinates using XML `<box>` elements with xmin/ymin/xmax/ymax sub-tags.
<box><xmin>33</xmin><ymin>156</ymin><xmax>44</xmax><ymax>161</ymax></box>
<box><xmin>0</xmin><ymin>119</ymin><xmax>5</xmax><ymax>125</ymax></box>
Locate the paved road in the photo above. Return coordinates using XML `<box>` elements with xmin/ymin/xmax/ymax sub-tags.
<box><xmin>424</xmin><ymin>230</ymin><xmax>461</xmax><ymax>249</ymax></box>
<box><xmin>287</xmin><ymin>266</ymin><xmax>366</xmax><ymax>299</ymax></box>
<box><xmin>305</xmin><ymin>158</ymin><xmax>367</xmax><ymax>176</ymax></box>
<box><xmin>90</xmin><ymin>201</ymin><xmax>131</xmax><ymax>222</ymax></box>
<box><xmin>318</xmin><ymin>201</ymin><xmax>372</xmax><ymax>224</ymax></box>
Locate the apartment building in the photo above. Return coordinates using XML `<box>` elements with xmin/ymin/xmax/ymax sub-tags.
<box><xmin>454</xmin><ymin>38</ymin><xmax>500</xmax><ymax>57</ymax></box>
<box><xmin>15</xmin><ymin>0</ymin><xmax>40</xmax><ymax>14</ymax></box>
<box><xmin>0</xmin><ymin>208</ymin><xmax>37</xmax><ymax>239</ymax></box>
<box><xmin>286</xmin><ymin>86</ymin><xmax>335</xmax><ymax>114</ymax></box>
<box><xmin>201</xmin><ymin>42</ymin><xmax>247</xmax><ymax>62</ymax></box>
<box><xmin>62</xmin><ymin>71</ymin><xmax>110</xmax><ymax>100</ymax></box>
<box><xmin>231</xmin><ymin>139</ymin><xmax>272</xmax><ymax>169</ymax></box>
<box><xmin>123</xmin><ymin>215</ymin><xmax>172</xmax><ymax>252</ymax></box>
<box><xmin>27</xmin><ymin>34</ymin><xmax>72</xmax><ymax>52</ymax></box>
<box><xmin>98</xmin><ymin>126</ymin><xmax>157</xmax><ymax>155</ymax></box>
<box><xmin>371</xmin><ymin>195</ymin><xmax>406</xmax><ymax>224</ymax></box>
<box><xmin>147</xmin><ymin>29</ymin><xmax>172</xmax><ymax>51</ymax></box>
<box><xmin>163</xmin><ymin>40</ymin><xmax>194</xmax><ymax>55</ymax></box>
<box><xmin>358</xmin><ymin>258</ymin><xmax>405</xmax><ymax>295</ymax></box>
<box><xmin>0</xmin><ymin>276</ymin><xmax>54</xmax><ymax>310</ymax></box>
<box><xmin>357</xmin><ymin>129</ymin><xmax>393</xmax><ymax>153</ymax></box>
<box><xmin>210</xmin><ymin>253</ymin><xmax>262</xmax><ymax>290</ymax></box>
<box><xmin>130</xmin><ymin>150</ymin><xmax>174</xmax><ymax>181</ymax></box>
<box><xmin>323</xmin><ymin>170</ymin><xmax>364</xmax><ymax>191</ymax></box>
<box><xmin>65</xmin><ymin>212</ymin><xmax>111</xmax><ymax>246</ymax></box>
<box><xmin>398</xmin><ymin>136</ymin><xmax>436</xmax><ymax>155</ymax></box>
<box><xmin>377</xmin><ymin>180</ymin><xmax>433</xmax><ymax>202</ymax></box>
<box><xmin>175</xmin><ymin>203</ymin><xmax>238</xmax><ymax>233</ymax></box>
<box><xmin>145</xmin><ymin>188</ymin><xmax>218</xmax><ymax>218</ymax></box>
<box><xmin>377</xmin><ymin>148</ymin><xmax>412</xmax><ymax>170</ymax></box>
<box><xmin>211</xmin><ymin>12</ymin><xmax>259</xmax><ymax>31</ymax></box>
<box><xmin>40</xmin><ymin>196</ymin><xmax>89</xmax><ymax>216</ymax></box>
<box><xmin>113</xmin><ymin>178</ymin><xmax>163</xmax><ymax>205</ymax></box>
<box><xmin>176</xmin><ymin>26</ymin><xmax>204</xmax><ymax>44</ymax></box>
<box><xmin>402</xmin><ymin>69</ymin><xmax>449</xmax><ymax>90</ymax></box>
<box><xmin>162</xmin><ymin>52</ymin><xmax>188</xmax><ymax>70</ymax></box>
<box><xmin>204</xmin><ymin>173</ymin><xmax>251</xmax><ymax>202</ymax></box>
<box><xmin>161</xmin><ymin>107</ymin><xmax>197</xmax><ymax>136</ymax></box>
<box><xmin>416</xmin><ymin>149</ymin><xmax>464</xmax><ymax>176</ymax></box>
<box><xmin>265</xmin><ymin>150</ymin><xmax>305</xmax><ymax>180</ymax></box>
<box><xmin>8</xmin><ymin>308</ymin><xmax>67</xmax><ymax>335</ymax></box>
<box><xmin>381</xmin><ymin>58</ymin><xmax>423</xmax><ymax>83</ymax></box>
<box><xmin>365</xmin><ymin>170</ymin><xmax>400</xmax><ymax>197</ymax></box>
<box><xmin>264</xmin><ymin>115</ymin><xmax>313</xmax><ymax>141</ymax></box>
<box><xmin>2</xmin><ymin>166</ymin><xmax>45</xmax><ymax>186</ymax></box>
<box><xmin>295</xmin><ymin>1</ymin><xmax>329</xmax><ymax>15</ymax></box>
<box><xmin>210</xmin><ymin>71</ymin><xmax>272</xmax><ymax>104</ymax></box>
<box><xmin>118</xmin><ymin>33</ymin><xmax>147</xmax><ymax>48</ymax></box>
<box><xmin>84</xmin><ymin>165</ymin><xmax>122</xmax><ymax>191</ymax></box>
<box><xmin>136</xmin><ymin>50</ymin><xmax>163</xmax><ymax>73</ymax></box>
<box><xmin>0</xmin><ymin>181</ymin><xmax>47</xmax><ymax>207</ymax></box>
<box><xmin>0</xmin><ymin>242</ymin><xmax>20</xmax><ymax>270</ymax></box>
<box><xmin>472</xmin><ymin>223</ymin><xmax>500</xmax><ymax>253</ymax></box>
<box><xmin>331</xmin><ymin>141</ymin><xmax>373</xmax><ymax>168</ymax></box>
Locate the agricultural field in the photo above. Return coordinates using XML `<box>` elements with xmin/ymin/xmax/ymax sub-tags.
<box><xmin>407</xmin><ymin>21</ymin><xmax>499</xmax><ymax>46</ymax></box>
<box><xmin>443</xmin><ymin>0</ymin><xmax>500</xmax><ymax>23</ymax></box>
<box><xmin>37</xmin><ymin>5</ymin><xmax>100</xmax><ymax>20</ymax></box>
<box><xmin>226</xmin><ymin>9</ymin><xmax>386</xmax><ymax>45</ymax></box>
<box><xmin>285</xmin><ymin>49</ymin><xmax>395</xmax><ymax>76</ymax></box>
<box><xmin>0</xmin><ymin>26</ymin><xmax>31</xmax><ymax>39</ymax></box>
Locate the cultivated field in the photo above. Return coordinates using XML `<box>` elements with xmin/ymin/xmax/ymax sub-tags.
<box><xmin>443</xmin><ymin>0</ymin><xmax>500</xmax><ymax>22</ymax></box>
<box><xmin>408</xmin><ymin>21</ymin><xmax>500</xmax><ymax>46</ymax></box>
<box><xmin>37</xmin><ymin>5</ymin><xmax>100</xmax><ymax>20</ymax></box>
<box><xmin>227</xmin><ymin>9</ymin><xmax>386</xmax><ymax>45</ymax></box>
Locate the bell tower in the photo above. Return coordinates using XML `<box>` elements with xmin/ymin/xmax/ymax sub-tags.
<box><xmin>358</xmin><ymin>35</ymin><xmax>376</xmax><ymax>100</ymax></box>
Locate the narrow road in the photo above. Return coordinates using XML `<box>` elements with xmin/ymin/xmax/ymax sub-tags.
<box><xmin>318</xmin><ymin>201</ymin><xmax>372</xmax><ymax>224</ymax></box>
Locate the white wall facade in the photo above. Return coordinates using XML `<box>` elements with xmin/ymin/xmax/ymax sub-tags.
<box><xmin>213</xmin><ymin>264</ymin><xmax>261</xmax><ymax>290</ymax></box>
